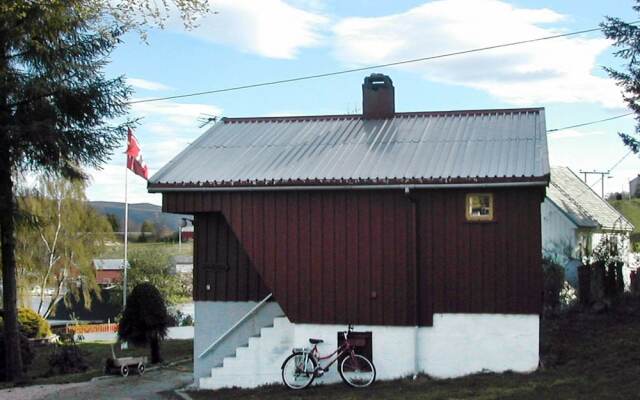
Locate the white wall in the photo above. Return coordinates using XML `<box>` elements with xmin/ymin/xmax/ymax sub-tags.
<box><xmin>418</xmin><ymin>314</ymin><xmax>539</xmax><ymax>378</ymax></box>
<box><xmin>541</xmin><ymin>199</ymin><xmax>579</xmax><ymax>258</ymax></box>
<box><xmin>290</xmin><ymin>314</ymin><xmax>539</xmax><ymax>384</ymax></box>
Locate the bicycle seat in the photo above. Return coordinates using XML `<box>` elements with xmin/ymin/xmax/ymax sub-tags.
<box><xmin>309</xmin><ymin>338</ymin><xmax>324</xmax><ymax>344</ymax></box>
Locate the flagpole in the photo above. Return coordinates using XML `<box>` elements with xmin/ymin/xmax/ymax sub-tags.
<box><xmin>123</xmin><ymin>152</ymin><xmax>129</xmax><ymax>311</ymax></box>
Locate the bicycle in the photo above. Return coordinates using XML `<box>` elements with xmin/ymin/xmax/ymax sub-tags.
<box><xmin>281</xmin><ymin>325</ymin><xmax>376</xmax><ymax>389</ymax></box>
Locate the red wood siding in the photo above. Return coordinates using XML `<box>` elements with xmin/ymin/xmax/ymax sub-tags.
<box><xmin>193</xmin><ymin>213</ymin><xmax>270</xmax><ymax>302</ymax></box>
<box><xmin>95</xmin><ymin>270</ymin><xmax>122</xmax><ymax>285</ymax></box>
<box><xmin>413</xmin><ymin>188</ymin><xmax>543</xmax><ymax>323</ymax></box>
<box><xmin>166</xmin><ymin>187</ymin><xmax>543</xmax><ymax>326</ymax></box>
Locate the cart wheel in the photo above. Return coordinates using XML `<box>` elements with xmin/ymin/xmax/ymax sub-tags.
<box><xmin>137</xmin><ymin>363</ymin><xmax>145</xmax><ymax>375</ymax></box>
<box><xmin>121</xmin><ymin>365</ymin><xmax>129</xmax><ymax>377</ymax></box>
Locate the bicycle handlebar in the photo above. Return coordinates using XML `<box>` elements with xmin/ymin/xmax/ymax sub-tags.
<box><xmin>343</xmin><ymin>324</ymin><xmax>354</xmax><ymax>340</ymax></box>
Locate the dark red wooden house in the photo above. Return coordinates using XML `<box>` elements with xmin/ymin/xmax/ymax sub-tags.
<box><xmin>149</xmin><ymin>74</ymin><xmax>549</xmax><ymax>389</ymax></box>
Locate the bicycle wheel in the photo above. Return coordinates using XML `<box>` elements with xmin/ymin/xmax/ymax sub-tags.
<box><xmin>281</xmin><ymin>352</ymin><xmax>317</xmax><ymax>390</ymax></box>
<box><xmin>339</xmin><ymin>354</ymin><xmax>376</xmax><ymax>388</ymax></box>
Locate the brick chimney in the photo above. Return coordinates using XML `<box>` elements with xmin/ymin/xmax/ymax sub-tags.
<box><xmin>362</xmin><ymin>73</ymin><xmax>395</xmax><ymax>119</ymax></box>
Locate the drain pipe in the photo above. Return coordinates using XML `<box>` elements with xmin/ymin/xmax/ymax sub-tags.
<box><xmin>404</xmin><ymin>186</ymin><xmax>420</xmax><ymax>379</ymax></box>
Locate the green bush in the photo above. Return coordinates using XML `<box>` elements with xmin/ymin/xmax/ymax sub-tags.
<box><xmin>47</xmin><ymin>335</ymin><xmax>88</xmax><ymax>375</ymax></box>
<box><xmin>543</xmin><ymin>256</ymin><xmax>565</xmax><ymax>313</ymax></box>
<box><xmin>119</xmin><ymin>283</ymin><xmax>169</xmax><ymax>364</ymax></box>
<box><xmin>0</xmin><ymin>331</ymin><xmax>34</xmax><ymax>379</ymax></box>
<box><xmin>17</xmin><ymin>308</ymin><xmax>52</xmax><ymax>339</ymax></box>
<box><xmin>0</xmin><ymin>312</ymin><xmax>35</xmax><ymax>380</ymax></box>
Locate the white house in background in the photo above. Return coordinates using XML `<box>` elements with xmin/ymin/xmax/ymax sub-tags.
<box><xmin>542</xmin><ymin>166</ymin><xmax>634</xmax><ymax>286</ymax></box>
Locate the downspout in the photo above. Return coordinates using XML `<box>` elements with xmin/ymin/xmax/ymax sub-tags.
<box><xmin>404</xmin><ymin>186</ymin><xmax>420</xmax><ymax>378</ymax></box>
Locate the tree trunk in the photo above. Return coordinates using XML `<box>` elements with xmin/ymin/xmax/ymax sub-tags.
<box><xmin>0</xmin><ymin>160</ymin><xmax>24</xmax><ymax>381</ymax></box>
<box><xmin>150</xmin><ymin>333</ymin><xmax>162</xmax><ymax>364</ymax></box>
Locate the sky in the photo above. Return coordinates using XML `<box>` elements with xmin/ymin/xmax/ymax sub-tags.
<box><xmin>88</xmin><ymin>0</ymin><xmax>640</xmax><ymax>205</ymax></box>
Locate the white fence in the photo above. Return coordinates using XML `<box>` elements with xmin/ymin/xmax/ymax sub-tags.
<box><xmin>79</xmin><ymin>326</ymin><xmax>193</xmax><ymax>342</ymax></box>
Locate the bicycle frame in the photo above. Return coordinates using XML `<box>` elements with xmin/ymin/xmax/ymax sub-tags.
<box><xmin>301</xmin><ymin>329</ymin><xmax>357</xmax><ymax>374</ymax></box>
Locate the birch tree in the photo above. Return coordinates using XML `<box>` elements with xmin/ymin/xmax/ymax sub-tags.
<box><xmin>16</xmin><ymin>176</ymin><xmax>114</xmax><ymax>319</ymax></box>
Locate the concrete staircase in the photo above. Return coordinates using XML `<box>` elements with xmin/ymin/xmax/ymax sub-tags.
<box><xmin>199</xmin><ymin>316</ymin><xmax>294</xmax><ymax>389</ymax></box>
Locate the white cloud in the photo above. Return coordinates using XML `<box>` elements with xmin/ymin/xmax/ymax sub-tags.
<box><xmin>185</xmin><ymin>0</ymin><xmax>328</xmax><ymax>59</ymax></box>
<box><xmin>127</xmin><ymin>78</ymin><xmax>172</xmax><ymax>91</ymax></box>
<box><xmin>332</xmin><ymin>0</ymin><xmax>623</xmax><ymax>108</ymax></box>
<box><xmin>146</xmin><ymin>123</ymin><xmax>176</xmax><ymax>136</ymax></box>
<box><xmin>547</xmin><ymin>129</ymin><xmax>608</xmax><ymax>140</ymax></box>
<box><xmin>85</xmin><ymin>136</ymin><xmax>192</xmax><ymax>204</ymax></box>
<box><xmin>145</xmin><ymin>138</ymin><xmax>193</xmax><ymax>166</ymax></box>
<box><xmin>131</xmin><ymin>99</ymin><xmax>222</xmax><ymax>127</ymax></box>
<box><xmin>86</xmin><ymin>163</ymin><xmax>162</xmax><ymax>204</ymax></box>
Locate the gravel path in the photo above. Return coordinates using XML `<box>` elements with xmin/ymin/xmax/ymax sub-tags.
<box><xmin>0</xmin><ymin>382</ymin><xmax>89</xmax><ymax>400</ymax></box>
<box><xmin>0</xmin><ymin>365</ymin><xmax>193</xmax><ymax>400</ymax></box>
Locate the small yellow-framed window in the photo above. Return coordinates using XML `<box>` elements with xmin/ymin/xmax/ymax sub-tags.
<box><xmin>466</xmin><ymin>193</ymin><xmax>494</xmax><ymax>221</ymax></box>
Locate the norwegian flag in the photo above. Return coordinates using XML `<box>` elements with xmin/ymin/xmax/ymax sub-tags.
<box><xmin>126</xmin><ymin>128</ymin><xmax>149</xmax><ymax>180</ymax></box>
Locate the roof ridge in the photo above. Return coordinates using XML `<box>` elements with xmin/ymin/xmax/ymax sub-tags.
<box><xmin>222</xmin><ymin>107</ymin><xmax>544</xmax><ymax>124</ymax></box>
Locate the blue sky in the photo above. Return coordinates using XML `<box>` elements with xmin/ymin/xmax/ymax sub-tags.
<box><xmin>88</xmin><ymin>0</ymin><xmax>640</xmax><ymax>204</ymax></box>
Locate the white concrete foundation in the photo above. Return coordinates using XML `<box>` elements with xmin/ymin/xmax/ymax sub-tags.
<box><xmin>198</xmin><ymin>311</ymin><xmax>539</xmax><ymax>390</ymax></box>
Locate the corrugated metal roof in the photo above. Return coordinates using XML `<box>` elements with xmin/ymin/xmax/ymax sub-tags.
<box><xmin>149</xmin><ymin>108</ymin><xmax>550</xmax><ymax>189</ymax></box>
<box><xmin>547</xmin><ymin>167</ymin><xmax>633</xmax><ymax>231</ymax></box>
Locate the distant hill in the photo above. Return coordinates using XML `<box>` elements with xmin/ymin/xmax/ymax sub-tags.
<box><xmin>89</xmin><ymin>201</ymin><xmax>191</xmax><ymax>233</ymax></box>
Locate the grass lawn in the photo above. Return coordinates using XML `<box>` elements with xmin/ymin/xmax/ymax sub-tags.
<box><xmin>100</xmin><ymin>241</ymin><xmax>193</xmax><ymax>258</ymax></box>
<box><xmin>609</xmin><ymin>198</ymin><xmax>640</xmax><ymax>229</ymax></box>
<box><xmin>188</xmin><ymin>298</ymin><xmax>640</xmax><ymax>400</ymax></box>
<box><xmin>1</xmin><ymin>339</ymin><xmax>192</xmax><ymax>388</ymax></box>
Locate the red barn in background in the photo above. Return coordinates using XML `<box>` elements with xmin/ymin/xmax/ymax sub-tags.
<box><xmin>180</xmin><ymin>225</ymin><xmax>194</xmax><ymax>241</ymax></box>
<box><xmin>93</xmin><ymin>259</ymin><xmax>128</xmax><ymax>286</ymax></box>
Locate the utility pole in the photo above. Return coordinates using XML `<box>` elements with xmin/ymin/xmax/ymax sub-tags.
<box><xmin>580</xmin><ymin>170</ymin><xmax>610</xmax><ymax>199</ymax></box>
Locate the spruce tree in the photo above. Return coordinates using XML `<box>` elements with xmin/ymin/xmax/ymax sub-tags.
<box><xmin>0</xmin><ymin>1</ymin><xmax>130</xmax><ymax>381</ymax></box>
<box><xmin>118</xmin><ymin>283</ymin><xmax>169</xmax><ymax>364</ymax></box>
<box><xmin>602</xmin><ymin>3</ymin><xmax>640</xmax><ymax>152</ymax></box>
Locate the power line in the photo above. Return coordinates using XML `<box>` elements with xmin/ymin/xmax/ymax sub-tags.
<box><xmin>581</xmin><ymin>150</ymin><xmax>634</xmax><ymax>197</ymax></box>
<box><xmin>127</xmin><ymin>21</ymin><xmax>640</xmax><ymax>105</ymax></box>
<box><xmin>546</xmin><ymin>113</ymin><xmax>634</xmax><ymax>133</ymax></box>
<box><xmin>605</xmin><ymin>150</ymin><xmax>634</xmax><ymax>175</ymax></box>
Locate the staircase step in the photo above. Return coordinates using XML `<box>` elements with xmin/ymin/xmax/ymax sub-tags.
<box><xmin>201</xmin><ymin>371</ymin><xmax>283</xmax><ymax>390</ymax></box>
<box><xmin>273</xmin><ymin>317</ymin><xmax>291</xmax><ymax>329</ymax></box>
<box><xmin>201</xmin><ymin>314</ymin><xmax>295</xmax><ymax>390</ymax></box>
